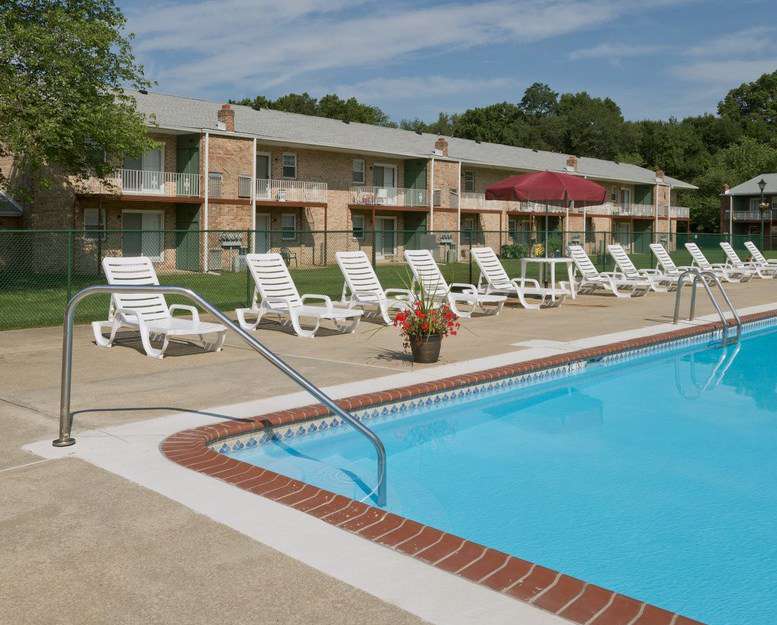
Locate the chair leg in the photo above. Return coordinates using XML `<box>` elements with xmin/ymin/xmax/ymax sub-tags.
<box><xmin>334</xmin><ymin>316</ymin><xmax>360</xmax><ymax>334</ymax></box>
<box><xmin>290</xmin><ymin>310</ymin><xmax>318</xmax><ymax>338</ymax></box>
<box><xmin>236</xmin><ymin>307</ymin><xmax>263</xmax><ymax>331</ymax></box>
<box><xmin>447</xmin><ymin>295</ymin><xmax>471</xmax><ymax>319</ymax></box>
<box><xmin>138</xmin><ymin>324</ymin><xmax>164</xmax><ymax>359</ymax></box>
<box><xmin>92</xmin><ymin>321</ymin><xmax>113</xmax><ymax>348</ymax></box>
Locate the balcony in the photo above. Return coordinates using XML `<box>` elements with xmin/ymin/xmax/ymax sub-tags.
<box><xmin>460</xmin><ymin>192</ymin><xmax>577</xmax><ymax>214</ymax></box>
<box><xmin>79</xmin><ymin>169</ymin><xmax>201</xmax><ymax>197</ymax></box>
<box><xmin>725</xmin><ymin>209</ymin><xmax>777</xmax><ymax>221</ymax></box>
<box><xmin>350</xmin><ymin>186</ymin><xmax>429</xmax><ymax>208</ymax></box>
<box><xmin>672</xmin><ymin>206</ymin><xmax>690</xmax><ymax>219</ymax></box>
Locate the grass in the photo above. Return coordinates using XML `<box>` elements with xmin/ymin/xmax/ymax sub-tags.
<box><xmin>0</xmin><ymin>249</ymin><xmax>729</xmax><ymax>331</ymax></box>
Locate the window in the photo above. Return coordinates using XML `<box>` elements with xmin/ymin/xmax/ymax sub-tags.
<box><xmin>208</xmin><ymin>172</ymin><xmax>223</xmax><ymax>198</ymax></box>
<box><xmin>281</xmin><ymin>213</ymin><xmax>296</xmax><ymax>240</ymax></box>
<box><xmin>83</xmin><ymin>207</ymin><xmax>106</xmax><ymax>241</ymax></box>
<box><xmin>463</xmin><ymin>170</ymin><xmax>475</xmax><ymax>192</ymax></box>
<box><xmin>282</xmin><ymin>153</ymin><xmax>297</xmax><ymax>179</ymax></box>
<box><xmin>122</xmin><ymin>147</ymin><xmax>164</xmax><ymax>193</ymax></box>
<box><xmin>772</xmin><ymin>196</ymin><xmax>777</xmax><ymax>210</ymax></box>
<box><xmin>122</xmin><ymin>210</ymin><xmax>164</xmax><ymax>261</ymax></box>
<box><xmin>352</xmin><ymin>214</ymin><xmax>365</xmax><ymax>240</ymax></box>
<box><xmin>352</xmin><ymin>159</ymin><xmax>365</xmax><ymax>184</ymax></box>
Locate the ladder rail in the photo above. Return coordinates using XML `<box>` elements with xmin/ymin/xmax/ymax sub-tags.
<box><xmin>53</xmin><ymin>284</ymin><xmax>387</xmax><ymax>506</ymax></box>
<box><xmin>672</xmin><ymin>268</ymin><xmax>742</xmax><ymax>346</ymax></box>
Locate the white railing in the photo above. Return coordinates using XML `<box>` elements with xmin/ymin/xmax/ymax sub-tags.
<box><xmin>257</xmin><ymin>179</ymin><xmax>327</xmax><ymax>203</ymax></box>
<box><xmin>350</xmin><ymin>186</ymin><xmax>429</xmax><ymax>207</ymax></box>
<box><xmin>81</xmin><ymin>169</ymin><xmax>201</xmax><ymax>197</ymax></box>
<box><xmin>610</xmin><ymin>203</ymin><xmax>656</xmax><ymax>217</ymax></box>
<box><xmin>725</xmin><ymin>209</ymin><xmax>777</xmax><ymax>221</ymax></box>
<box><xmin>460</xmin><ymin>192</ymin><xmax>582</xmax><ymax>214</ymax></box>
<box><xmin>672</xmin><ymin>206</ymin><xmax>690</xmax><ymax>219</ymax></box>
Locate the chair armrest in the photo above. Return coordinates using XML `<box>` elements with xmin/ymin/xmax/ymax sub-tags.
<box><xmin>600</xmin><ymin>271</ymin><xmax>625</xmax><ymax>279</ymax></box>
<box><xmin>384</xmin><ymin>288</ymin><xmax>414</xmax><ymax>300</ymax></box>
<box><xmin>638</xmin><ymin>268</ymin><xmax>662</xmax><ymax>276</ymax></box>
<box><xmin>511</xmin><ymin>278</ymin><xmax>541</xmax><ymax>289</ymax></box>
<box><xmin>301</xmin><ymin>293</ymin><xmax>334</xmax><ymax>313</ymax></box>
<box><xmin>169</xmin><ymin>304</ymin><xmax>200</xmax><ymax>323</ymax></box>
<box><xmin>449</xmin><ymin>282</ymin><xmax>479</xmax><ymax>295</ymax></box>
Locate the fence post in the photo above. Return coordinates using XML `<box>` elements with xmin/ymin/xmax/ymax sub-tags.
<box><xmin>371</xmin><ymin>228</ymin><xmax>377</xmax><ymax>267</ymax></box>
<box><xmin>245</xmin><ymin>229</ymin><xmax>251</xmax><ymax>306</ymax></box>
<box><xmin>468</xmin><ymin>232</ymin><xmax>472</xmax><ymax>284</ymax></box>
<box><xmin>66</xmin><ymin>229</ymin><xmax>74</xmax><ymax>303</ymax></box>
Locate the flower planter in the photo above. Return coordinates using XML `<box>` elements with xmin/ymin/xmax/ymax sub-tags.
<box><xmin>409</xmin><ymin>333</ymin><xmax>443</xmax><ymax>363</ymax></box>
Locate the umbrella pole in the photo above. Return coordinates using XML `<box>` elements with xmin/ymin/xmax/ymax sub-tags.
<box><xmin>544</xmin><ymin>204</ymin><xmax>549</xmax><ymax>258</ymax></box>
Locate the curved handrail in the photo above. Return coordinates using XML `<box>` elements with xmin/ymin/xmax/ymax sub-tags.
<box><xmin>53</xmin><ymin>284</ymin><xmax>387</xmax><ymax>506</ymax></box>
<box><xmin>672</xmin><ymin>268</ymin><xmax>742</xmax><ymax>346</ymax></box>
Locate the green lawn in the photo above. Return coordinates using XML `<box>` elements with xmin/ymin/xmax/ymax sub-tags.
<box><xmin>0</xmin><ymin>249</ymin><xmax>730</xmax><ymax>331</ymax></box>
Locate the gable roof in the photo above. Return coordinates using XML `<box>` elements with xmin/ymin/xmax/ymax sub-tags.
<box><xmin>131</xmin><ymin>91</ymin><xmax>696</xmax><ymax>190</ymax></box>
<box><xmin>727</xmin><ymin>173</ymin><xmax>777</xmax><ymax>196</ymax></box>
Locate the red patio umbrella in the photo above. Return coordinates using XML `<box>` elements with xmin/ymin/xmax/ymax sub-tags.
<box><xmin>485</xmin><ymin>171</ymin><xmax>606</xmax><ymax>256</ymax></box>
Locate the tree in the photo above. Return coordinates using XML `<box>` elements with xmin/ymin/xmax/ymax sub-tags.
<box><xmin>0</xmin><ymin>0</ymin><xmax>153</xmax><ymax>190</ymax></box>
<box><xmin>519</xmin><ymin>82</ymin><xmax>559</xmax><ymax>118</ymax></box>
<box><xmin>718</xmin><ymin>70</ymin><xmax>777</xmax><ymax>144</ymax></box>
<box><xmin>451</xmin><ymin>102</ymin><xmax>531</xmax><ymax>146</ymax></box>
<box><xmin>557</xmin><ymin>92</ymin><xmax>634</xmax><ymax>160</ymax></box>
<box><xmin>232</xmin><ymin>92</ymin><xmax>396</xmax><ymax>127</ymax></box>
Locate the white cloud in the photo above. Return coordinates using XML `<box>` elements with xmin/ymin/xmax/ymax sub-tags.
<box><xmin>671</xmin><ymin>58</ymin><xmax>777</xmax><ymax>85</ymax></box>
<box><xmin>686</xmin><ymin>27</ymin><xmax>775</xmax><ymax>58</ymax></box>
<box><xmin>126</xmin><ymin>0</ymin><xmax>690</xmax><ymax>94</ymax></box>
<box><xmin>568</xmin><ymin>42</ymin><xmax>667</xmax><ymax>61</ymax></box>
<box><xmin>335</xmin><ymin>76</ymin><xmax>515</xmax><ymax>102</ymax></box>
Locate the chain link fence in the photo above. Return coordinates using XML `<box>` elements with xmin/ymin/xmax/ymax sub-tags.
<box><xmin>1</xmin><ymin>227</ymin><xmax>773</xmax><ymax>331</ymax></box>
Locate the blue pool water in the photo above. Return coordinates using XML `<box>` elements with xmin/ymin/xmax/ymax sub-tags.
<box><xmin>226</xmin><ymin>325</ymin><xmax>777</xmax><ymax>624</ymax></box>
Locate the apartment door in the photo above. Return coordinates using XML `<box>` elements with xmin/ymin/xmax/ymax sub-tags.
<box><xmin>123</xmin><ymin>147</ymin><xmax>164</xmax><ymax>193</ymax></box>
<box><xmin>462</xmin><ymin>216</ymin><xmax>477</xmax><ymax>245</ymax></box>
<box><xmin>123</xmin><ymin>210</ymin><xmax>164</xmax><ymax>261</ymax></box>
<box><xmin>175</xmin><ymin>205</ymin><xmax>200</xmax><ymax>271</ymax></box>
<box><xmin>633</xmin><ymin>220</ymin><xmax>652</xmax><ymax>254</ymax></box>
<box><xmin>376</xmin><ymin>216</ymin><xmax>397</xmax><ymax>259</ymax></box>
<box><xmin>176</xmin><ymin>136</ymin><xmax>200</xmax><ymax>196</ymax></box>
<box><xmin>256</xmin><ymin>153</ymin><xmax>271</xmax><ymax>199</ymax></box>
<box><xmin>255</xmin><ymin>213</ymin><xmax>271</xmax><ymax>253</ymax></box>
<box><xmin>373</xmin><ymin>165</ymin><xmax>397</xmax><ymax>204</ymax></box>
<box><xmin>613</xmin><ymin>220</ymin><xmax>632</xmax><ymax>250</ymax></box>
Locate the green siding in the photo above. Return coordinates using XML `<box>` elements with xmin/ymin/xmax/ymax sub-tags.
<box><xmin>404</xmin><ymin>159</ymin><xmax>428</xmax><ymax>190</ymax></box>
<box><xmin>634</xmin><ymin>185</ymin><xmax>653</xmax><ymax>205</ymax></box>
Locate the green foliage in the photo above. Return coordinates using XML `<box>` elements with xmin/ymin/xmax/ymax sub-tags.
<box><xmin>500</xmin><ymin>243</ymin><xmax>528</xmax><ymax>259</ymax></box>
<box><xmin>231</xmin><ymin>92</ymin><xmax>396</xmax><ymax>127</ymax></box>
<box><xmin>719</xmin><ymin>71</ymin><xmax>777</xmax><ymax>144</ymax></box>
<box><xmin>0</xmin><ymin>0</ymin><xmax>154</xmax><ymax>189</ymax></box>
<box><xmin>519</xmin><ymin>82</ymin><xmax>559</xmax><ymax>118</ymax></box>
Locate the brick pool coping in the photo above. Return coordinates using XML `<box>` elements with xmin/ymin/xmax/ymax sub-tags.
<box><xmin>161</xmin><ymin>311</ymin><xmax>776</xmax><ymax>625</ymax></box>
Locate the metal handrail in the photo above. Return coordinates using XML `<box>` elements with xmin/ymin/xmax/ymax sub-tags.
<box><xmin>672</xmin><ymin>269</ymin><xmax>742</xmax><ymax>346</ymax></box>
<box><xmin>53</xmin><ymin>285</ymin><xmax>387</xmax><ymax>506</ymax></box>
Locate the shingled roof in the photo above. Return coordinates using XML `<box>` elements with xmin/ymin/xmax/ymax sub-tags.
<box><xmin>131</xmin><ymin>91</ymin><xmax>696</xmax><ymax>190</ymax></box>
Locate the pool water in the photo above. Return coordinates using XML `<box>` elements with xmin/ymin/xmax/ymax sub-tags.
<box><xmin>227</xmin><ymin>326</ymin><xmax>777</xmax><ymax>625</ymax></box>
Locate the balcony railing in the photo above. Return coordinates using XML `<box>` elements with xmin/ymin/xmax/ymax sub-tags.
<box><xmin>350</xmin><ymin>186</ymin><xmax>429</xmax><ymax>207</ymax></box>
<box><xmin>610</xmin><ymin>203</ymin><xmax>655</xmax><ymax>217</ymax></box>
<box><xmin>257</xmin><ymin>179</ymin><xmax>327</xmax><ymax>203</ymax></box>
<box><xmin>460</xmin><ymin>192</ymin><xmax>579</xmax><ymax>214</ymax></box>
<box><xmin>672</xmin><ymin>206</ymin><xmax>690</xmax><ymax>219</ymax></box>
<box><xmin>724</xmin><ymin>209</ymin><xmax>777</xmax><ymax>221</ymax></box>
<box><xmin>79</xmin><ymin>169</ymin><xmax>201</xmax><ymax>197</ymax></box>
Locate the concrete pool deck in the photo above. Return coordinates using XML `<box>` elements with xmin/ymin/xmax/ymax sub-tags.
<box><xmin>3</xmin><ymin>280</ymin><xmax>777</xmax><ymax>624</ymax></box>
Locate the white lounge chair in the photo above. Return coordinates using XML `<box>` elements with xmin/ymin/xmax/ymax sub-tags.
<box><xmin>336</xmin><ymin>250</ymin><xmax>413</xmax><ymax>324</ymax></box>
<box><xmin>91</xmin><ymin>256</ymin><xmax>227</xmax><ymax>359</ymax></box>
<box><xmin>685</xmin><ymin>242</ymin><xmax>751</xmax><ymax>283</ymax></box>
<box><xmin>567</xmin><ymin>244</ymin><xmax>650</xmax><ymax>298</ymax></box>
<box><xmin>404</xmin><ymin>249</ymin><xmax>506</xmax><ymax>318</ymax></box>
<box><xmin>649</xmin><ymin>243</ymin><xmax>695</xmax><ymax>282</ymax></box>
<box><xmin>471</xmin><ymin>247</ymin><xmax>567</xmax><ymax>309</ymax></box>
<box><xmin>607</xmin><ymin>243</ymin><xmax>676</xmax><ymax>292</ymax></box>
<box><xmin>744</xmin><ymin>241</ymin><xmax>777</xmax><ymax>272</ymax></box>
<box><xmin>237</xmin><ymin>253</ymin><xmax>362</xmax><ymax>338</ymax></box>
<box><xmin>720</xmin><ymin>242</ymin><xmax>770</xmax><ymax>279</ymax></box>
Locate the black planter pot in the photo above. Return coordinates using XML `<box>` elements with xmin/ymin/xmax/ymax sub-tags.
<box><xmin>409</xmin><ymin>333</ymin><xmax>442</xmax><ymax>363</ymax></box>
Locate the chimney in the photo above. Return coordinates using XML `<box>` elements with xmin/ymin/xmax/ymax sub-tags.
<box><xmin>217</xmin><ymin>104</ymin><xmax>235</xmax><ymax>132</ymax></box>
<box><xmin>723</xmin><ymin>183</ymin><xmax>730</xmax><ymax>195</ymax></box>
<box><xmin>565</xmin><ymin>155</ymin><xmax>577</xmax><ymax>172</ymax></box>
<box><xmin>655</xmin><ymin>169</ymin><xmax>665</xmax><ymax>182</ymax></box>
<box><xmin>434</xmin><ymin>137</ymin><xmax>448</xmax><ymax>157</ymax></box>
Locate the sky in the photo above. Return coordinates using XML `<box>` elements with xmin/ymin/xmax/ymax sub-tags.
<box><xmin>119</xmin><ymin>0</ymin><xmax>777</xmax><ymax>123</ymax></box>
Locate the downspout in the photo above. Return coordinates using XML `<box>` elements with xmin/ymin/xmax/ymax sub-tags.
<box><xmin>654</xmin><ymin>182</ymin><xmax>659</xmax><ymax>243</ymax></box>
<box><xmin>728</xmin><ymin>191</ymin><xmax>733</xmax><ymax>243</ymax></box>
<box><xmin>457</xmin><ymin>160</ymin><xmax>462</xmax><ymax>258</ymax></box>
<box><xmin>250</xmin><ymin>137</ymin><xmax>257</xmax><ymax>252</ymax></box>
<box><xmin>666</xmin><ymin>183</ymin><xmax>671</xmax><ymax>239</ymax></box>
<box><xmin>429</xmin><ymin>156</ymin><xmax>435</xmax><ymax>231</ymax></box>
<box><xmin>203</xmin><ymin>130</ymin><xmax>210</xmax><ymax>272</ymax></box>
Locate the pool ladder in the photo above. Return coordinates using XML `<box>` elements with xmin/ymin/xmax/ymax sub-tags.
<box><xmin>672</xmin><ymin>269</ymin><xmax>742</xmax><ymax>346</ymax></box>
<box><xmin>52</xmin><ymin>285</ymin><xmax>387</xmax><ymax>506</ymax></box>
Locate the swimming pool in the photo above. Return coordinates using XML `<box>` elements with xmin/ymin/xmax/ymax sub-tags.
<box><xmin>222</xmin><ymin>322</ymin><xmax>777</xmax><ymax>625</ymax></box>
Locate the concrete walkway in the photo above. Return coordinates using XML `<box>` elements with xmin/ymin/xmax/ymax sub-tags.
<box><xmin>2</xmin><ymin>280</ymin><xmax>776</xmax><ymax>624</ymax></box>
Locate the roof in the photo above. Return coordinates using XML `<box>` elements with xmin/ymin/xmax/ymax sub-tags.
<box><xmin>0</xmin><ymin>191</ymin><xmax>23</xmax><ymax>217</ymax></box>
<box><xmin>726</xmin><ymin>173</ymin><xmax>777</xmax><ymax>196</ymax></box>
<box><xmin>131</xmin><ymin>91</ymin><xmax>697</xmax><ymax>190</ymax></box>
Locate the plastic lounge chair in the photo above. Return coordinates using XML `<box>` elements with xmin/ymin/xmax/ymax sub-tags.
<box><xmin>607</xmin><ymin>243</ymin><xmax>676</xmax><ymax>293</ymax></box>
<box><xmin>744</xmin><ymin>241</ymin><xmax>777</xmax><ymax>273</ymax></box>
<box><xmin>567</xmin><ymin>244</ymin><xmax>649</xmax><ymax>298</ymax></box>
<box><xmin>685</xmin><ymin>242</ymin><xmax>750</xmax><ymax>283</ymax></box>
<box><xmin>720</xmin><ymin>242</ymin><xmax>770</xmax><ymax>279</ymax></box>
<box><xmin>404</xmin><ymin>249</ymin><xmax>506</xmax><ymax>318</ymax></box>
<box><xmin>336</xmin><ymin>250</ymin><xmax>414</xmax><ymax>324</ymax></box>
<box><xmin>471</xmin><ymin>246</ymin><xmax>567</xmax><ymax>309</ymax></box>
<box><xmin>649</xmin><ymin>243</ymin><xmax>695</xmax><ymax>281</ymax></box>
<box><xmin>236</xmin><ymin>253</ymin><xmax>362</xmax><ymax>337</ymax></box>
<box><xmin>92</xmin><ymin>256</ymin><xmax>227</xmax><ymax>359</ymax></box>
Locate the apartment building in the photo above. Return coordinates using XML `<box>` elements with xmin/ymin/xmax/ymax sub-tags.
<box><xmin>5</xmin><ymin>91</ymin><xmax>695</xmax><ymax>268</ymax></box>
<box><xmin>720</xmin><ymin>174</ymin><xmax>777</xmax><ymax>239</ymax></box>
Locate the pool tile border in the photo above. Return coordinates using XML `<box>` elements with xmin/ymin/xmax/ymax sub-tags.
<box><xmin>161</xmin><ymin>312</ymin><xmax>777</xmax><ymax>625</ymax></box>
